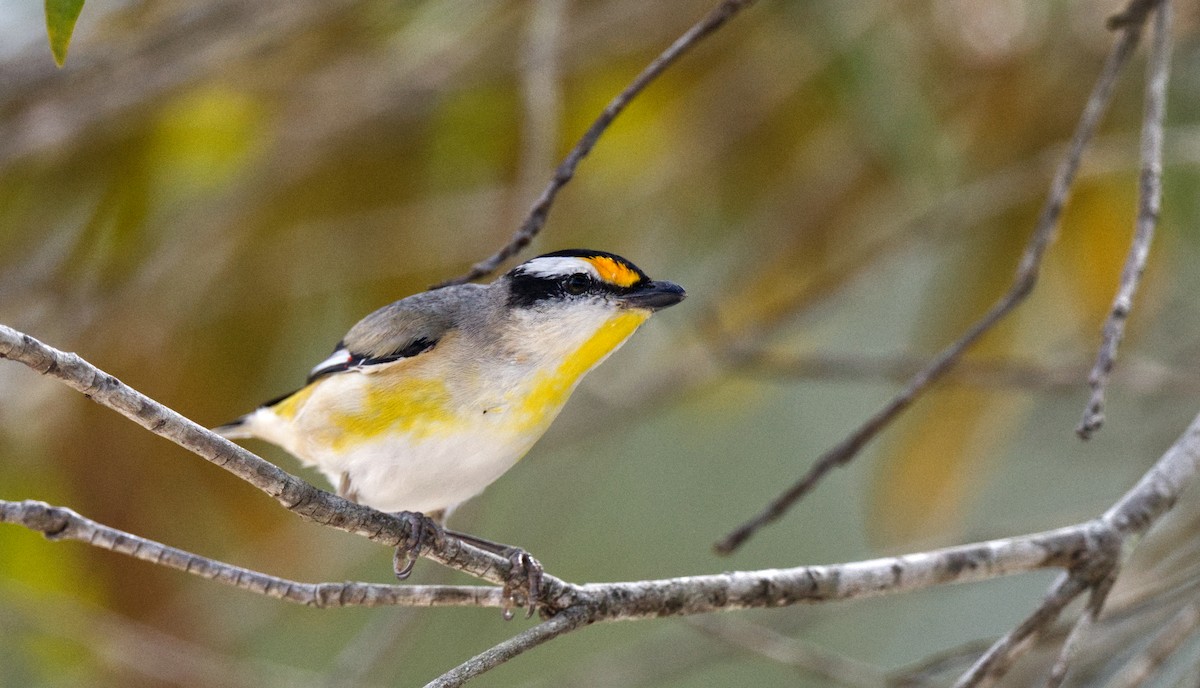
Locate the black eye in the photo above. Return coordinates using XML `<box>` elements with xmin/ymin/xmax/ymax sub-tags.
<box><xmin>563</xmin><ymin>273</ymin><xmax>591</xmax><ymax>295</ymax></box>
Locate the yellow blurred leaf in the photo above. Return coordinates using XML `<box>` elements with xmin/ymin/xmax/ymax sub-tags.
<box><xmin>149</xmin><ymin>86</ymin><xmax>265</xmax><ymax>192</ymax></box>
<box><xmin>1053</xmin><ymin>180</ymin><xmax>1137</xmax><ymax>321</ymax></box>
<box><xmin>868</xmin><ymin>387</ymin><xmax>1028</xmax><ymax>544</ymax></box>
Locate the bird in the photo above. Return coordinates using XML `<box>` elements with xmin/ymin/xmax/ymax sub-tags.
<box><xmin>215</xmin><ymin>249</ymin><xmax>685</xmax><ymax>592</ymax></box>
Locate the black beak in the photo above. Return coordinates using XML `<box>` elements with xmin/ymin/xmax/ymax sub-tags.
<box><xmin>619</xmin><ymin>280</ymin><xmax>686</xmax><ymax>311</ymax></box>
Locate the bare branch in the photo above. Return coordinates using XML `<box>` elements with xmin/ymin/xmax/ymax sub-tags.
<box><xmin>715</xmin><ymin>0</ymin><xmax>1154</xmax><ymax>555</ymax></box>
<box><xmin>435</xmin><ymin>0</ymin><xmax>757</xmax><ymax>287</ymax></box>
<box><xmin>564</xmin><ymin>523</ymin><xmax>1111</xmax><ymax>619</ymax></box>
<box><xmin>1078</xmin><ymin>0</ymin><xmax>1172</xmax><ymax>438</ymax></box>
<box><xmin>424</xmin><ymin>607</ymin><xmax>591</xmax><ymax>688</ymax></box>
<box><xmin>0</xmin><ymin>499</ymin><xmax>504</xmax><ymax>609</ymax></box>
<box><xmin>0</xmin><ymin>474</ymin><xmax>1129</xmax><ymax>620</ymax></box>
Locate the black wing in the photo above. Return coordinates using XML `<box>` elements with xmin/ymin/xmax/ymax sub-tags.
<box><xmin>306</xmin><ymin>337</ymin><xmax>437</xmax><ymax>383</ymax></box>
<box><xmin>305</xmin><ymin>283</ymin><xmax>486</xmax><ymax>383</ymax></box>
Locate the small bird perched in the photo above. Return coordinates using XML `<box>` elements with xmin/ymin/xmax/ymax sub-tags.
<box><xmin>215</xmin><ymin>249</ymin><xmax>684</xmax><ymax>588</ymax></box>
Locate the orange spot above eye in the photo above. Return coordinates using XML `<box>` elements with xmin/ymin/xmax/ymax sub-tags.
<box><xmin>584</xmin><ymin>256</ymin><xmax>641</xmax><ymax>287</ymax></box>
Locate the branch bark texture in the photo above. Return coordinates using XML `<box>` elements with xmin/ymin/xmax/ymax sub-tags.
<box><xmin>1078</xmin><ymin>0</ymin><xmax>1171</xmax><ymax>438</ymax></box>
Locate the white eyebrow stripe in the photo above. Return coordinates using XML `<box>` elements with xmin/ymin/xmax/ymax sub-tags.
<box><xmin>516</xmin><ymin>257</ymin><xmax>601</xmax><ymax>280</ymax></box>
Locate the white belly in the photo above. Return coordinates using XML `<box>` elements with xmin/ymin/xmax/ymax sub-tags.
<box><xmin>310</xmin><ymin>423</ymin><xmax>539</xmax><ymax>514</ymax></box>
<box><xmin>242</xmin><ymin>365</ymin><xmax>561</xmax><ymax>515</ymax></box>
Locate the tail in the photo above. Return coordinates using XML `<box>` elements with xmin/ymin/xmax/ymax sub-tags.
<box><xmin>212</xmin><ymin>387</ymin><xmax>301</xmax><ymax>440</ymax></box>
<box><xmin>210</xmin><ymin>389</ymin><xmax>298</xmax><ymax>449</ymax></box>
<box><xmin>212</xmin><ymin>415</ymin><xmax>256</xmax><ymax>439</ymax></box>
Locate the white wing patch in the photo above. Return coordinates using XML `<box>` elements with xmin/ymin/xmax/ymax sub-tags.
<box><xmin>516</xmin><ymin>256</ymin><xmax>601</xmax><ymax>280</ymax></box>
<box><xmin>310</xmin><ymin>348</ymin><xmax>353</xmax><ymax>379</ymax></box>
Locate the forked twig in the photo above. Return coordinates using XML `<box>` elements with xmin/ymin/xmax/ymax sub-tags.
<box><xmin>715</xmin><ymin>0</ymin><xmax>1155</xmax><ymax>556</ymax></box>
<box><xmin>435</xmin><ymin>0</ymin><xmax>756</xmax><ymax>287</ymax></box>
<box><xmin>1078</xmin><ymin>0</ymin><xmax>1172</xmax><ymax>439</ymax></box>
<box><xmin>953</xmin><ymin>574</ymin><xmax>1089</xmax><ymax>688</ymax></box>
<box><xmin>1044</xmin><ymin>570</ymin><xmax>1118</xmax><ymax>688</ymax></box>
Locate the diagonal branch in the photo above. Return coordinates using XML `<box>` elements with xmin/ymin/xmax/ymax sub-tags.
<box><xmin>435</xmin><ymin>0</ymin><xmax>757</xmax><ymax>288</ymax></box>
<box><xmin>0</xmin><ymin>499</ymin><xmax>505</xmax><ymax>609</ymax></box>
<box><xmin>714</xmin><ymin>0</ymin><xmax>1155</xmax><ymax>556</ymax></box>
<box><xmin>1078</xmin><ymin>0</ymin><xmax>1172</xmax><ymax>439</ymax></box>
<box><xmin>424</xmin><ymin>606</ymin><xmax>592</xmax><ymax>688</ymax></box>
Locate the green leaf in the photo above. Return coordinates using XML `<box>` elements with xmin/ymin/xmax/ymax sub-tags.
<box><xmin>44</xmin><ymin>0</ymin><xmax>86</xmax><ymax>67</ymax></box>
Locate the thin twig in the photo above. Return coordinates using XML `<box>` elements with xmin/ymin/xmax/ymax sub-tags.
<box><xmin>1078</xmin><ymin>0</ymin><xmax>1171</xmax><ymax>439</ymax></box>
<box><xmin>1105</xmin><ymin>596</ymin><xmax>1200</xmax><ymax>688</ymax></box>
<box><xmin>0</xmin><ymin>499</ymin><xmax>505</xmax><ymax>609</ymax></box>
<box><xmin>0</xmin><ymin>486</ymin><xmax>1110</xmax><ymax>617</ymax></box>
<box><xmin>568</xmin><ymin>522</ymin><xmax>1118</xmax><ymax>618</ymax></box>
<box><xmin>954</xmin><ymin>574</ymin><xmax>1088</xmax><ymax>688</ymax></box>
<box><xmin>715</xmin><ymin>2</ymin><xmax>1153</xmax><ymax>555</ymax></box>
<box><xmin>424</xmin><ymin>607</ymin><xmax>591</xmax><ymax>688</ymax></box>
<box><xmin>889</xmin><ymin>638</ymin><xmax>1000</xmax><ymax>687</ymax></box>
<box><xmin>1045</xmin><ymin>571</ymin><xmax>1119</xmax><ymax>688</ymax></box>
<box><xmin>435</xmin><ymin>0</ymin><xmax>757</xmax><ymax>287</ymax></box>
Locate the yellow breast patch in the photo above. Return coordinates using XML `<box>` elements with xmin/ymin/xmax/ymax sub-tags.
<box><xmin>517</xmin><ymin>309</ymin><xmax>649</xmax><ymax>430</ymax></box>
<box><xmin>327</xmin><ymin>376</ymin><xmax>458</xmax><ymax>449</ymax></box>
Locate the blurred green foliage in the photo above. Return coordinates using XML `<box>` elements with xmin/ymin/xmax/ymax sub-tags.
<box><xmin>43</xmin><ymin>0</ymin><xmax>86</xmax><ymax>67</ymax></box>
<box><xmin>3</xmin><ymin>0</ymin><xmax>1200</xmax><ymax>686</ymax></box>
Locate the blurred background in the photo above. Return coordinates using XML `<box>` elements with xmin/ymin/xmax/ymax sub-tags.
<box><xmin>3</xmin><ymin>0</ymin><xmax>1200</xmax><ymax>685</ymax></box>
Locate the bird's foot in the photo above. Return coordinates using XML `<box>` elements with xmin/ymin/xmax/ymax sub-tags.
<box><xmin>499</xmin><ymin>547</ymin><xmax>544</xmax><ymax>620</ymax></box>
<box><xmin>444</xmin><ymin>527</ymin><xmax>544</xmax><ymax>619</ymax></box>
<box><xmin>391</xmin><ymin>511</ymin><xmax>444</xmax><ymax>580</ymax></box>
